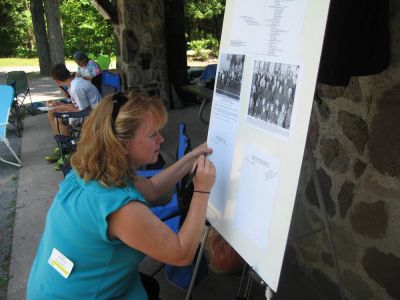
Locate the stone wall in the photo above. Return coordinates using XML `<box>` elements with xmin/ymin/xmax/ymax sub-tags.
<box><xmin>289</xmin><ymin>0</ymin><xmax>400</xmax><ymax>299</ymax></box>
<box><xmin>113</xmin><ymin>0</ymin><xmax>169</xmax><ymax>105</ymax></box>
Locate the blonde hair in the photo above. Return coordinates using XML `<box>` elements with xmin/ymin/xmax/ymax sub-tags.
<box><xmin>70</xmin><ymin>92</ymin><xmax>167</xmax><ymax>187</ymax></box>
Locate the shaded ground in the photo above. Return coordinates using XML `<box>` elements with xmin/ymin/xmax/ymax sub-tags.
<box><xmin>0</xmin><ymin>133</ymin><xmax>21</xmax><ymax>300</ymax></box>
<box><xmin>0</xmin><ymin>67</ymin><xmax>52</xmax><ymax>300</ymax></box>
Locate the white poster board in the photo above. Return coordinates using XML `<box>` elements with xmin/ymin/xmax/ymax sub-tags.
<box><xmin>206</xmin><ymin>0</ymin><xmax>331</xmax><ymax>291</ymax></box>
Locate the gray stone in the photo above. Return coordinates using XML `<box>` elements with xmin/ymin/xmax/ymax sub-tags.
<box><xmin>343</xmin><ymin>78</ymin><xmax>363</xmax><ymax>103</ymax></box>
<box><xmin>299</xmin><ymin>246</ymin><xmax>320</xmax><ymax>263</ymax></box>
<box><xmin>350</xmin><ymin>201</ymin><xmax>388</xmax><ymax>239</ymax></box>
<box><xmin>317</xmin><ymin>83</ymin><xmax>346</xmax><ymax>99</ymax></box>
<box><xmin>311</xmin><ymin>269</ymin><xmax>342</xmax><ymax>300</ymax></box>
<box><xmin>305</xmin><ymin>169</ymin><xmax>336</xmax><ymax>217</ymax></box>
<box><xmin>115</xmin><ymin>0</ymin><xmax>170</xmax><ymax>105</ymax></box>
<box><xmin>342</xmin><ymin>269</ymin><xmax>374</xmax><ymax>300</ymax></box>
<box><xmin>307</xmin><ymin>109</ymin><xmax>319</xmax><ymax>149</ymax></box>
<box><xmin>338</xmin><ymin>181</ymin><xmax>355</xmax><ymax>218</ymax></box>
<box><xmin>320</xmin><ymin>138</ymin><xmax>339</xmax><ymax>168</ymax></box>
<box><xmin>362</xmin><ymin>247</ymin><xmax>400</xmax><ymax>299</ymax></box>
<box><xmin>317</xmin><ymin>169</ymin><xmax>336</xmax><ymax>217</ymax></box>
<box><xmin>338</xmin><ymin>111</ymin><xmax>369</xmax><ymax>154</ymax></box>
<box><xmin>353</xmin><ymin>160</ymin><xmax>367</xmax><ymax>178</ymax></box>
<box><xmin>368</xmin><ymin>83</ymin><xmax>400</xmax><ymax>177</ymax></box>
<box><xmin>330</xmin><ymin>148</ymin><xmax>350</xmax><ymax>173</ymax></box>
<box><xmin>305</xmin><ymin>177</ymin><xmax>319</xmax><ymax>208</ymax></box>
<box><xmin>320</xmin><ymin>138</ymin><xmax>350</xmax><ymax>173</ymax></box>
<box><xmin>122</xmin><ymin>29</ymin><xmax>139</xmax><ymax>63</ymax></box>
<box><xmin>333</xmin><ymin>230</ymin><xmax>358</xmax><ymax>266</ymax></box>
<box><xmin>363</xmin><ymin>177</ymin><xmax>400</xmax><ymax>200</ymax></box>
<box><xmin>317</xmin><ymin>100</ymin><xmax>331</xmax><ymax>121</ymax></box>
<box><xmin>308</xmin><ymin>209</ymin><xmax>322</xmax><ymax>225</ymax></box>
<box><xmin>290</xmin><ymin>200</ymin><xmax>314</xmax><ymax>240</ymax></box>
<box><xmin>285</xmin><ymin>244</ymin><xmax>299</xmax><ymax>265</ymax></box>
<box><xmin>321</xmin><ymin>251</ymin><xmax>334</xmax><ymax>268</ymax></box>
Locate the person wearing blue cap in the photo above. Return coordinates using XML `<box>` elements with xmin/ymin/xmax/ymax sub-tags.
<box><xmin>73</xmin><ymin>50</ymin><xmax>101</xmax><ymax>80</ymax></box>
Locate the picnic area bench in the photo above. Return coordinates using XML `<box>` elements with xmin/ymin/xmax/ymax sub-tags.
<box><xmin>181</xmin><ymin>84</ymin><xmax>213</xmax><ymax>124</ymax></box>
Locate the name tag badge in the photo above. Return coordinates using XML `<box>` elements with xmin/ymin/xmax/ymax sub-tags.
<box><xmin>48</xmin><ymin>248</ymin><xmax>74</xmax><ymax>279</ymax></box>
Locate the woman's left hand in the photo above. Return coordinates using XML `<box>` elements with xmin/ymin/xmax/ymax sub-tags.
<box><xmin>189</xmin><ymin>143</ymin><xmax>213</xmax><ymax>161</ymax></box>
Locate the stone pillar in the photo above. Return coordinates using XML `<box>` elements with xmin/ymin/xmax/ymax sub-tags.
<box><xmin>114</xmin><ymin>0</ymin><xmax>170</xmax><ymax>106</ymax></box>
<box><xmin>288</xmin><ymin>1</ymin><xmax>400</xmax><ymax>298</ymax></box>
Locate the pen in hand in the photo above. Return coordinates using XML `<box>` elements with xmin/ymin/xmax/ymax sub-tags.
<box><xmin>185</xmin><ymin>165</ymin><xmax>197</xmax><ymax>188</ymax></box>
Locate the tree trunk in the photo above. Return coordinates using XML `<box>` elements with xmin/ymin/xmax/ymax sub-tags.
<box><xmin>30</xmin><ymin>0</ymin><xmax>51</xmax><ymax>75</ymax></box>
<box><xmin>43</xmin><ymin>0</ymin><xmax>65</xmax><ymax>65</ymax></box>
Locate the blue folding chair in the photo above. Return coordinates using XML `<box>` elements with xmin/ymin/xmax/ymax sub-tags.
<box><xmin>138</xmin><ymin>123</ymin><xmax>208</xmax><ymax>290</ymax></box>
<box><xmin>101</xmin><ymin>70</ymin><xmax>121</xmax><ymax>96</ymax></box>
<box><xmin>141</xmin><ymin>123</ymin><xmax>191</xmax><ymax>230</ymax></box>
<box><xmin>0</xmin><ymin>85</ymin><xmax>21</xmax><ymax>167</ymax></box>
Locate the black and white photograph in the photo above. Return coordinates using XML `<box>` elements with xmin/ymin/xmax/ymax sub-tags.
<box><xmin>216</xmin><ymin>54</ymin><xmax>245</xmax><ymax>100</ymax></box>
<box><xmin>247</xmin><ymin>61</ymin><xmax>299</xmax><ymax>130</ymax></box>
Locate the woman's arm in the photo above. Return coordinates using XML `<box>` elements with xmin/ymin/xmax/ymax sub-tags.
<box><xmin>134</xmin><ymin>143</ymin><xmax>212</xmax><ymax>202</ymax></box>
<box><xmin>108</xmin><ymin>155</ymin><xmax>216</xmax><ymax>266</ymax></box>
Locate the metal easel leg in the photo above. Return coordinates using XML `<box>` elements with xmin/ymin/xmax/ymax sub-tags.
<box><xmin>306</xmin><ymin>142</ymin><xmax>346</xmax><ymax>300</ymax></box>
<box><xmin>236</xmin><ymin>263</ymin><xmax>250</xmax><ymax>299</ymax></box>
<box><xmin>185</xmin><ymin>222</ymin><xmax>212</xmax><ymax>300</ymax></box>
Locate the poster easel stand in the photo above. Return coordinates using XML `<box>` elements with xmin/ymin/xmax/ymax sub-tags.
<box><xmin>185</xmin><ymin>220</ymin><xmax>212</xmax><ymax>300</ymax></box>
<box><xmin>185</xmin><ymin>102</ymin><xmax>346</xmax><ymax>300</ymax></box>
<box><xmin>236</xmin><ymin>264</ymin><xmax>272</xmax><ymax>300</ymax></box>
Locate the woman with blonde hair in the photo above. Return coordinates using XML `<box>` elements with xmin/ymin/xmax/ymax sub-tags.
<box><xmin>27</xmin><ymin>92</ymin><xmax>216</xmax><ymax>300</ymax></box>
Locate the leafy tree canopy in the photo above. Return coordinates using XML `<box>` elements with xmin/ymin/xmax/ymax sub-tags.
<box><xmin>185</xmin><ymin>0</ymin><xmax>225</xmax><ymax>58</ymax></box>
<box><xmin>186</xmin><ymin>0</ymin><xmax>225</xmax><ymax>20</ymax></box>
<box><xmin>60</xmin><ymin>0</ymin><xmax>114</xmax><ymax>58</ymax></box>
<box><xmin>0</xmin><ymin>0</ymin><xmax>31</xmax><ymax>57</ymax></box>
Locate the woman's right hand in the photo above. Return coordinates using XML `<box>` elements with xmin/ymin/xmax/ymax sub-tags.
<box><xmin>192</xmin><ymin>155</ymin><xmax>216</xmax><ymax>193</ymax></box>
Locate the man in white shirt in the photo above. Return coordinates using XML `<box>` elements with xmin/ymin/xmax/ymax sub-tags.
<box><xmin>48</xmin><ymin>63</ymin><xmax>101</xmax><ymax>136</ymax></box>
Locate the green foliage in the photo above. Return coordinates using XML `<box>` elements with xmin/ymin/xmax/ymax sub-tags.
<box><xmin>188</xmin><ymin>40</ymin><xmax>209</xmax><ymax>61</ymax></box>
<box><xmin>185</xmin><ymin>0</ymin><xmax>225</xmax><ymax>59</ymax></box>
<box><xmin>188</xmin><ymin>36</ymin><xmax>219</xmax><ymax>60</ymax></box>
<box><xmin>60</xmin><ymin>0</ymin><xmax>115</xmax><ymax>58</ymax></box>
<box><xmin>186</xmin><ymin>0</ymin><xmax>225</xmax><ymax>20</ymax></box>
<box><xmin>0</xmin><ymin>0</ymin><xmax>32</xmax><ymax>57</ymax></box>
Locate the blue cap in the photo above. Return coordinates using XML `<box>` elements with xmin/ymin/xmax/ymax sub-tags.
<box><xmin>73</xmin><ymin>50</ymin><xmax>87</xmax><ymax>61</ymax></box>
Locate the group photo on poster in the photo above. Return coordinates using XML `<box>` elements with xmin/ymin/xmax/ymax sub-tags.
<box><xmin>247</xmin><ymin>61</ymin><xmax>299</xmax><ymax>130</ymax></box>
<box><xmin>216</xmin><ymin>53</ymin><xmax>245</xmax><ymax>100</ymax></box>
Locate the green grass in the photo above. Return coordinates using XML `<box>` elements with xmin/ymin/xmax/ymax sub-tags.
<box><xmin>0</xmin><ymin>57</ymin><xmax>40</xmax><ymax>67</ymax></box>
<box><xmin>0</xmin><ymin>57</ymin><xmax>116</xmax><ymax>67</ymax></box>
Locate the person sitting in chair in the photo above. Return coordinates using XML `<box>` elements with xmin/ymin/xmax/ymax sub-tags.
<box><xmin>73</xmin><ymin>50</ymin><xmax>102</xmax><ymax>81</ymax></box>
<box><xmin>27</xmin><ymin>92</ymin><xmax>216</xmax><ymax>300</ymax></box>
<box><xmin>48</xmin><ymin>63</ymin><xmax>101</xmax><ymax>137</ymax></box>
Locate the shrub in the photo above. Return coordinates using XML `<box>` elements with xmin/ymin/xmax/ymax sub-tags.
<box><xmin>188</xmin><ymin>37</ymin><xmax>219</xmax><ymax>61</ymax></box>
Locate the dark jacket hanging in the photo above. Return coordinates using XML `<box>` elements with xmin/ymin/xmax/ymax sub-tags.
<box><xmin>318</xmin><ymin>0</ymin><xmax>390</xmax><ymax>86</ymax></box>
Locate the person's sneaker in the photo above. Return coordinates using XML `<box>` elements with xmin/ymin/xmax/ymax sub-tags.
<box><xmin>54</xmin><ymin>158</ymin><xmax>64</xmax><ymax>171</ymax></box>
<box><xmin>45</xmin><ymin>153</ymin><xmax>60</xmax><ymax>163</ymax></box>
<box><xmin>53</xmin><ymin>147</ymin><xmax>61</xmax><ymax>156</ymax></box>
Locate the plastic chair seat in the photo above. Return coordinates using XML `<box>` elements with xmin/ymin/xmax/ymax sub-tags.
<box><xmin>0</xmin><ymin>85</ymin><xmax>22</xmax><ymax>167</ymax></box>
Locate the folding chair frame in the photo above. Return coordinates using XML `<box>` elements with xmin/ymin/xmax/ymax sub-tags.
<box><xmin>53</xmin><ymin>107</ymin><xmax>91</xmax><ymax>175</ymax></box>
<box><xmin>0</xmin><ymin>127</ymin><xmax>21</xmax><ymax>168</ymax></box>
<box><xmin>6</xmin><ymin>71</ymin><xmax>35</xmax><ymax>116</ymax></box>
<box><xmin>7</xmin><ymin>81</ymin><xmax>25</xmax><ymax>137</ymax></box>
<box><xmin>0</xmin><ymin>85</ymin><xmax>21</xmax><ymax>167</ymax></box>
